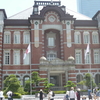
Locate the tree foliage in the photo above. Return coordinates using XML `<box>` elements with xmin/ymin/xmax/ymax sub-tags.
<box><xmin>43</xmin><ymin>79</ymin><xmax>55</xmax><ymax>93</ymax></box>
<box><xmin>24</xmin><ymin>71</ymin><xmax>55</xmax><ymax>94</ymax></box>
<box><xmin>31</xmin><ymin>71</ymin><xmax>45</xmax><ymax>86</ymax></box>
<box><xmin>64</xmin><ymin>81</ymin><xmax>76</xmax><ymax>91</ymax></box>
<box><xmin>24</xmin><ymin>71</ymin><xmax>46</xmax><ymax>93</ymax></box>
<box><xmin>77</xmin><ymin>73</ymin><xmax>96</xmax><ymax>89</ymax></box>
<box><xmin>3</xmin><ymin>74</ymin><xmax>25</xmax><ymax>94</ymax></box>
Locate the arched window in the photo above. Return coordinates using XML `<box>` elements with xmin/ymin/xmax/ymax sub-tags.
<box><xmin>76</xmin><ymin>74</ymin><xmax>83</xmax><ymax>89</ymax></box>
<box><xmin>23</xmin><ymin>31</ymin><xmax>30</xmax><ymax>44</ymax></box>
<box><xmin>83</xmin><ymin>31</ymin><xmax>90</xmax><ymax>44</ymax></box>
<box><xmin>74</xmin><ymin>31</ymin><xmax>81</xmax><ymax>44</ymax></box>
<box><xmin>92</xmin><ymin>31</ymin><xmax>99</xmax><ymax>44</ymax></box>
<box><xmin>77</xmin><ymin>74</ymin><xmax>83</xmax><ymax>83</ymax></box>
<box><xmin>95</xmin><ymin>74</ymin><xmax>100</xmax><ymax>85</ymax></box>
<box><xmin>16</xmin><ymin>75</ymin><xmax>20</xmax><ymax>81</ymax></box>
<box><xmin>23</xmin><ymin>76</ymin><xmax>30</xmax><ymax>86</ymax></box>
<box><xmin>14</xmin><ymin>31</ymin><xmax>20</xmax><ymax>44</ymax></box>
<box><xmin>3</xmin><ymin>76</ymin><xmax>8</xmax><ymax>87</ymax></box>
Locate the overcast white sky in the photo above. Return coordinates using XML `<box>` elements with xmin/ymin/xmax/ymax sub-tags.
<box><xmin>0</xmin><ymin>0</ymin><xmax>77</xmax><ymax>17</ymax></box>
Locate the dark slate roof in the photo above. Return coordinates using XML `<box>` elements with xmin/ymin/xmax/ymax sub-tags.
<box><xmin>4</xmin><ymin>19</ymin><xmax>30</xmax><ymax>26</ymax></box>
<box><xmin>74</xmin><ymin>20</ymin><xmax>98</xmax><ymax>27</ymax></box>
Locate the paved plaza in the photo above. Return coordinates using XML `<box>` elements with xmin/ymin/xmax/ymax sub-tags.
<box><xmin>4</xmin><ymin>94</ymin><xmax>97</xmax><ymax>100</ymax></box>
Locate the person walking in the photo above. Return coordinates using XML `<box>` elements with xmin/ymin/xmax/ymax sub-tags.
<box><xmin>96</xmin><ymin>88</ymin><xmax>100</xmax><ymax>100</ymax></box>
<box><xmin>76</xmin><ymin>88</ymin><xmax>80</xmax><ymax>100</ymax></box>
<box><xmin>69</xmin><ymin>87</ymin><xmax>77</xmax><ymax>100</ymax></box>
<box><xmin>93</xmin><ymin>88</ymin><xmax>97</xmax><ymax>100</ymax></box>
<box><xmin>6</xmin><ymin>91</ymin><xmax>13</xmax><ymax>100</ymax></box>
<box><xmin>63</xmin><ymin>91</ymin><xmax>69</xmax><ymax>100</ymax></box>
<box><xmin>47</xmin><ymin>89</ymin><xmax>55</xmax><ymax>100</ymax></box>
<box><xmin>88</xmin><ymin>88</ymin><xmax>92</xmax><ymax>100</ymax></box>
<box><xmin>39</xmin><ymin>89</ymin><xmax>44</xmax><ymax>100</ymax></box>
<box><xmin>0</xmin><ymin>89</ymin><xmax>4</xmax><ymax>100</ymax></box>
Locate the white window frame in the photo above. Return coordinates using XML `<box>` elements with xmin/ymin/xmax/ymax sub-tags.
<box><xmin>85</xmin><ymin>50</ymin><xmax>91</xmax><ymax>64</ymax></box>
<box><xmin>94</xmin><ymin>49</ymin><xmax>100</xmax><ymax>64</ymax></box>
<box><xmin>4</xmin><ymin>50</ymin><xmax>10</xmax><ymax>65</ymax></box>
<box><xmin>47</xmin><ymin>32</ymin><xmax>56</xmax><ymax>47</ymax></box>
<box><xmin>14</xmin><ymin>31</ymin><xmax>20</xmax><ymax>44</ymax></box>
<box><xmin>4</xmin><ymin>31</ymin><xmax>11</xmax><ymax>44</ymax></box>
<box><xmin>75</xmin><ymin>50</ymin><xmax>82</xmax><ymax>64</ymax></box>
<box><xmin>47</xmin><ymin>51</ymin><xmax>57</xmax><ymax>61</ymax></box>
<box><xmin>48</xmin><ymin>37</ymin><xmax>55</xmax><ymax>46</ymax></box>
<box><xmin>13</xmin><ymin>50</ymin><xmax>20</xmax><ymax>65</ymax></box>
<box><xmin>23</xmin><ymin>31</ymin><xmax>30</xmax><ymax>44</ymax></box>
<box><xmin>83</xmin><ymin>31</ymin><xmax>90</xmax><ymax>44</ymax></box>
<box><xmin>23</xmin><ymin>50</ymin><xmax>30</xmax><ymax>65</ymax></box>
<box><xmin>74</xmin><ymin>31</ymin><xmax>81</xmax><ymax>44</ymax></box>
<box><xmin>92</xmin><ymin>31</ymin><xmax>99</xmax><ymax>44</ymax></box>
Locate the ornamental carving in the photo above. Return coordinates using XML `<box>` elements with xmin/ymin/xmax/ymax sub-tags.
<box><xmin>44</xmin><ymin>11</ymin><xmax>60</xmax><ymax>22</ymax></box>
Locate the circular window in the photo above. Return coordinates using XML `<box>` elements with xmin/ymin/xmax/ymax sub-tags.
<box><xmin>49</xmin><ymin>15</ymin><xmax>55</xmax><ymax>22</ymax></box>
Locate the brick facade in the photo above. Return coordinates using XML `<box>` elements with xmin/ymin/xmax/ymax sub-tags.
<box><xmin>0</xmin><ymin>1</ymin><xmax>100</xmax><ymax>90</ymax></box>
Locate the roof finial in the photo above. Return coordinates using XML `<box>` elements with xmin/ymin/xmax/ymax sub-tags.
<box><xmin>51</xmin><ymin>0</ymin><xmax>53</xmax><ymax>5</ymax></box>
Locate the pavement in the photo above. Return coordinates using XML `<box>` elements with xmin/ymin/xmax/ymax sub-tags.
<box><xmin>4</xmin><ymin>94</ymin><xmax>97</xmax><ymax>100</ymax></box>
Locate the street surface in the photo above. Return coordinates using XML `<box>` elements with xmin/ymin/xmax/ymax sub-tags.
<box><xmin>4</xmin><ymin>94</ymin><xmax>97</xmax><ymax>100</ymax></box>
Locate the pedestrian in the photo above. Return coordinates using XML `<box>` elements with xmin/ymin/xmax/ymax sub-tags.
<box><xmin>69</xmin><ymin>87</ymin><xmax>77</xmax><ymax>100</ymax></box>
<box><xmin>63</xmin><ymin>91</ymin><xmax>69</xmax><ymax>100</ymax></box>
<box><xmin>76</xmin><ymin>88</ymin><xmax>80</xmax><ymax>100</ymax></box>
<box><xmin>47</xmin><ymin>89</ymin><xmax>55</xmax><ymax>100</ymax></box>
<box><xmin>96</xmin><ymin>88</ymin><xmax>100</xmax><ymax>100</ymax></box>
<box><xmin>39</xmin><ymin>89</ymin><xmax>44</xmax><ymax>100</ymax></box>
<box><xmin>0</xmin><ymin>89</ymin><xmax>4</xmax><ymax>100</ymax></box>
<box><xmin>93</xmin><ymin>88</ymin><xmax>97</xmax><ymax>100</ymax></box>
<box><xmin>6</xmin><ymin>91</ymin><xmax>13</xmax><ymax>100</ymax></box>
<box><xmin>88</xmin><ymin>88</ymin><xmax>92</xmax><ymax>100</ymax></box>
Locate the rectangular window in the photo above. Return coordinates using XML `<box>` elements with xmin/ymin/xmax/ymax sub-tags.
<box><xmin>14</xmin><ymin>33</ymin><xmax>20</xmax><ymax>44</ymax></box>
<box><xmin>75</xmin><ymin>32</ymin><xmax>81</xmax><ymax>44</ymax></box>
<box><xmin>48</xmin><ymin>38</ymin><xmax>54</xmax><ymax>46</ymax></box>
<box><xmin>23</xmin><ymin>50</ymin><xmax>30</xmax><ymax>64</ymax></box>
<box><xmin>85</xmin><ymin>50</ymin><xmax>91</xmax><ymax>64</ymax></box>
<box><xmin>94</xmin><ymin>50</ymin><xmax>100</xmax><ymax>64</ymax></box>
<box><xmin>92</xmin><ymin>34</ymin><xmax>99</xmax><ymax>44</ymax></box>
<box><xmin>47</xmin><ymin>53</ymin><xmax>56</xmax><ymax>61</ymax></box>
<box><xmin>4</xmin><ymin>32</ymin><xmax>11</xmax><ymax>44</ymax></box>
<box><xmin>84</xmin><ymin>34</ymin><xmax>89</xmax><ymax>44</ymax></box>
<box><xmin>14</xmin><ymin>50</ymin><xmax>20</xmax><ymax>65</ymax></box>
<box><xmin>23</xmin><ymin>32</ymin><xmax>30</xmax><ymax>44</ymax></box>
<box><xmin>4</xmin><ymin>51</ymin><xmax>10</xmax><ymax>64</ymax></box>
<box><xmin>75</xmin><ymin>50</ymin><xmax>82</xmax><ymax>64</ymax></box>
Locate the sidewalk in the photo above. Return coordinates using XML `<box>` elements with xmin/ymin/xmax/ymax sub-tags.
<box><xmin>4</xmin><ymin>94</ymin><xmax>96</xmax><ymax>100</ymax></box>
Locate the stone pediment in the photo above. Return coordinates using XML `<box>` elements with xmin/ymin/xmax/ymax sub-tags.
<box><xmin>50</xmin><ymin>58</ymin><xmax>64</xmax><ymax>65</ymax></box>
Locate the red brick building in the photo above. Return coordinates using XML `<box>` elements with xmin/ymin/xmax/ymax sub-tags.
<box><xmin>0</xmin><ymin>1</ymin><xmax>100</xmax><ymax>90</ymax></box>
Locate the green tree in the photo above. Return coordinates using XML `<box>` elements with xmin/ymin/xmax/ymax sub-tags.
<box><xmin>64</xmin><ymin>80</ymin><xmax>76</xmax><ymax>91</ymax></box>
<box><xmin>31</xmin><ymin>71</ymin><xmax>44</xmax><ymax>86</ymax></box>
<box><xmin>24</xmin><ymin>79</ymin><xmax>34</xmax><ymax>93</ymax></box>
<box><xmin>3</xmin><ymin>74</ymin><xmax>25</xmax><ymax>94</ymax></box>
<box><xmin>24</xmin><ymin>71</ymin><xmax>46</xmax><ymax>94</ymax></box>
<box><xmin>77</xmin><ymin>73</ymin><xmax>96</xmax><ymax>89</ymax></box>
<box><xmin>43</xmin><ymin>79</ymin><xmax>55</xmax><ymax>93</ymax></box>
